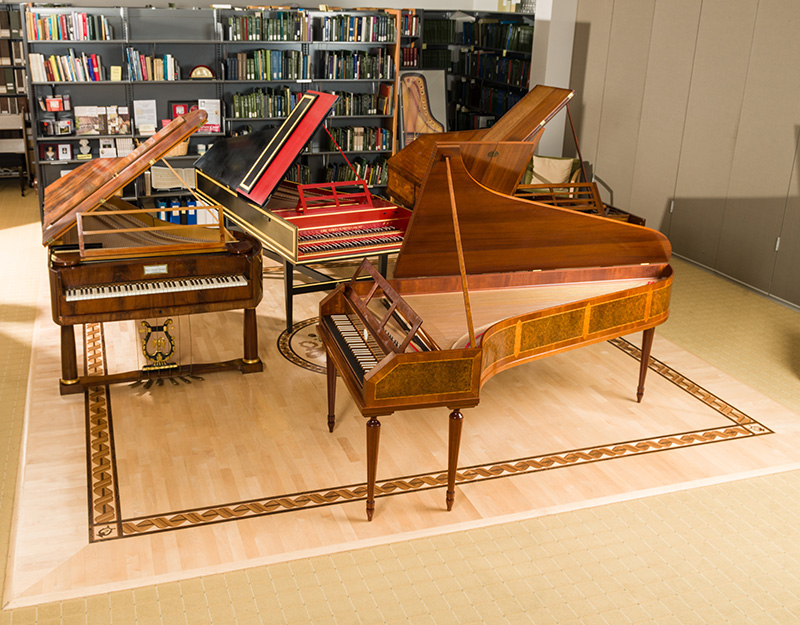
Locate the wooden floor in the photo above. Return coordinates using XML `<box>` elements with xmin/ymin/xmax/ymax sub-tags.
<box><xmin>6</xmin><ymin>248</ymin><xmax>800</xmax><ymax>609</ymax></box>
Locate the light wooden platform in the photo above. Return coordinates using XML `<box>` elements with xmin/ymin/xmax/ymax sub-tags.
<box><xmin>6</xmin><ymin>258</ymin><xmax>800</xmax><ymax>608</ymax></box>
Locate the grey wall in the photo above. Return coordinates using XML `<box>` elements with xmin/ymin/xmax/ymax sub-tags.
<box><xmin>567</xmin><ymin>0</ymin><xmax>800</xmax><ymax>306</ymax></box>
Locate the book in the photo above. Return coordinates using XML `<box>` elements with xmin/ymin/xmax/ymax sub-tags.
<box><xmin>74</xmin><ymin>105</ymin><xmax>101</xmax><ymax>135</ymax></box>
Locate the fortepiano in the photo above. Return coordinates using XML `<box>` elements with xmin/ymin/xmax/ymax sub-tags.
<box><xmin>195</xmin><ymin>90</ymin><xmax>412</xmax><ymax>332</ymax></box>
<box><xmin>387</xmin><ymin>84</ymin><xmax>643</xmax><ymax>224</ymax></box>
<box><xmin>320</xmin><ymin>140</ymin><xmax>673</xmax><ymax>520</ymax></box>
<box><xmin>43</xmin><ymin>109</ymin><xmax>264</xmax><ymax>395</ymax></box>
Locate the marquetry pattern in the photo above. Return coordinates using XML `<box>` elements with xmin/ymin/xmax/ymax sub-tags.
<box><xmin>89</xmin><ymin>333</ymin><xmax>772</xmax><ymax>541</ymax></box>
<box><xmin>277</xmin><ymin>317</ymin><xmax>326</xmax><ymax>374</ymax></box>
<box><xmin>84</xmin><ymin>322</ymin><xmax>122</xmax><ymax>541</ymax></box>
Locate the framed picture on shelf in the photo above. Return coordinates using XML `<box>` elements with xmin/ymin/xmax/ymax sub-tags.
<box><xmin>39</xmin><ymin>143</ymin><xmax>58</xmax><ymax>161</ymax></box>
<box><xmin>169</xmin><ymin>102</ymin><xmax>190</xmax><ymax>119</ymax></box>
<box><xmin>57</xmin><ymin>143</ymin><xmax>73</xmax><ymax>161</ymax></box>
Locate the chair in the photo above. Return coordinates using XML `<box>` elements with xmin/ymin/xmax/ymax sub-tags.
<box><xmin>515</xmin><ymin>155</ymin><xmax>645</xmax><ymax>225</ymax></box>
<box><xmin>0</xmin><ymin>112</ymin><xmax>29</xmax><ymax>196</ymax></box>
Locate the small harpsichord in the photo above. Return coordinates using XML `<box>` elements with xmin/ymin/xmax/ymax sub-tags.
<box><xmin>195</xmin><ymin>90</ymin><xmax>413</xmax><ymax>332</ymax></box>
<box><xmin>43</xmin><ymin>109</ymin><xmax>264</xmax><ymax>395</ymax></box>
<box><xmin>321</xmin><ymin>89</ymin><xmax>673</xmax><ymax>521</ymax></box>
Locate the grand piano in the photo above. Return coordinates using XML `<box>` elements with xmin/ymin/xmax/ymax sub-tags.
<box><xmin>319</xmin><ymin>94</ymin><xmax>673</xmax><ymax>520</ymax></box>
<box><xmin>43</xmin><ymin>109</ymin><xmax>264</xmax><ymax>395</ymax></box>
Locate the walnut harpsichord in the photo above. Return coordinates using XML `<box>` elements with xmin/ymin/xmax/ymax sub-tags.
<box><xmin>195</xmin><ymin>91</ymin><xmax>412</xmax><ymax>332</ymax></box>
<box><xmin>321</xmin><ymin>89</ymin><xmax>673</xmax><ymax>521</ymax></box>
<box><xmin>43</xmin><ymin>109</ymin><xmax>264</xmax><ymax>395</ymax></box>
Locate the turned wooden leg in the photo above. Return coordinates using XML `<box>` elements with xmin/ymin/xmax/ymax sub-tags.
<box><xmin>326</xmin><ymin>351</ymin><xmax>337</xmax><ymax>433</ymax></box>
<box><xmin>637</xmin><ymin>328</ymin><xmax>655</xmax><ymax>403</ymax></box>
<box><xmin>366</xmin><ymin>417</ymin><xmax>381</xmax><ymax>521</ymax></box>
<box><xmin>60</xmin><ymin>325</ymin><xmax>79</xmax><ymax>387</ymax></box>
<box><xmin>242</xmin><ymin>307</ymin><xmax>261</xmax><ymax>369</ymax></box>
<box><xmin>446</xmin><ymin>409</ymin><xmax>464</xmax><ymax>511</ymax></box>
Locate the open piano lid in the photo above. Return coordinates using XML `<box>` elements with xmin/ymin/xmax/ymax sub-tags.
<box><xmin>41</xmin><ymin>109</ymin><xmax>208</xmax><ymax>246</ymax></box>
<box><xmin>194</xmin><ymin>91</ymin><xmax>338</xmax><ymax>207</ymax></box>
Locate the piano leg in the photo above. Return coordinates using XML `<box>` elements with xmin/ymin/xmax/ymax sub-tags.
<box><xmin>637</xmin><ymin>328</ymin><xmax>655</xmax><ymax>403</ymax></box>
<box><xmin>326</xmin><ymin>351</ymin><xmax>336</xmax><ymax>433</ymax></box>
<box><xmin>242</xmin><ymin>307</ymin><xmax>262</xmax><ymax>372</ymax></box>
<box><xmin>59</xmin><ymin>325</ymin><xmax>80</xmax><ymax>394</ymax></box>
<box><xmin>446</xmin><ymin>409</ymin><xmax>464</xmax><ymax>511</ymax></box>
<box><xmin>284</xmin><ymin>260</ymin><xmax>295</xmax><ymax>334</ymax></box>
<box><xmin>366</xmin><ymin>416</ymin><xmax>381</xmax><ymax>521</ymax></box>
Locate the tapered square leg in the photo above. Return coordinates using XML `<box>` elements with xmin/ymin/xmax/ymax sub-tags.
<box><xmin>637</xmin><ymin>328</ymin><xmax>655</xmax><ymax>403</ymax></box>
<box><xmin>366</xmin><ymin>417</ymin><xmax>381</xmax><ymax>521</ymax></box>
<box><xmin>326</xmin><ymin>351</ymin><xmax>337</xmax><ymax>433</ymax></box>
<box><xmin>446</xmin><ymin>409</ymin><xmax>464</xmax><ymax>511</ymax></box>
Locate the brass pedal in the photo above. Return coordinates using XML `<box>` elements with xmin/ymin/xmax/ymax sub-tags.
<box><xmin>143</xmin><ymin>379</ymin><xmax>154</xmax><ymax>390</ymax></box>
<box><xmin>179</xmin><ymin>376</ymin><xmax>192</xmax><ymax>384</ymax></box>
<box><xmin>168</xmin><ymin>377</ymin><xmax>179</xmax><ymax>386</ymax></box>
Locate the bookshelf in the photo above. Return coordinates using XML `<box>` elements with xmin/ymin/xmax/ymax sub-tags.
<box><xmin>421</xmin><ymin>10</ymin><xmax>535</xmax><ymax>131</ymax></box>
<box><xmin>1</xmin><ymin>3</ymin><xmax>30</xmax><ymax>189</ymax></box>
<box><xmin>23</xmin><ymin>5</ymin><xmax>401</xmax><ymax>209</ymax></box>
<box><xmin>219</xmin><ymin>7</ymin><xmax>398</xmax><ymax>187</ymax></box>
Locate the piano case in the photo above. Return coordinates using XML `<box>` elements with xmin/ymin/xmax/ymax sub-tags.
<box><xmin>43</xmin><ymin>109</ymin><xmax>265</xmax><ymax>395</ymax></box>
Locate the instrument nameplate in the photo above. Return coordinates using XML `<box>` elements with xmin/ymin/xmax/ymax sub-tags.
<box><xmin>144</xmin><ymin>264</ymin><xmax>169</xmax><ymax>276</ymax></box>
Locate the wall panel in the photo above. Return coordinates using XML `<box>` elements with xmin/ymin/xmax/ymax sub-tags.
<box><xmin>566</xmin><ymin>0</ymin><xmax>615</xmax><ymax>167</ymax></box>
<box><xmin>627</xmin><ymin>0</ymin><xmax>700</xmax><ymax>232</ymax></box>
<box><xmin>591</xmin><ymin>0</ymin><xmax>655</xmax><ymax>210</ymax></box>
<box><xmin>714</xmin><ymin>0</ymin><xmax>800</xmax><ymax>292</ymax></box>
<box><xmin>668</xmin><ymin>0</ymin><xmax>758</xmax><ymax>268</ymax></box>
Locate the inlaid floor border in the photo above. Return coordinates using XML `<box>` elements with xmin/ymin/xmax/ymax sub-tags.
<box><xmin>84</xmin><ymin>322</ymin><xmax>772</xmax><ymax>541</ymax></box>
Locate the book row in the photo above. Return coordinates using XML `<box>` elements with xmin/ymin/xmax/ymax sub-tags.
<box><xmin>0</xmin><ymin>68</ymin><xmax>25</xmax><ymax>95</ymax></box>
<box><xmin>319</xmin><ymin>49</ymin><xmax>393</xmax><ymax>81</ymax></box>
<box><xmin>225</xmin><ymin>12</ymin><xmax>310</xmax><ymax>42</ymax></box>
<box><xmin>230</xmin><ymin>88</ymin><xmax>302</xmax><ymax>119</ymax></box>
<box><xmin>26</xmin><ymin>11</ymin><xmax>115</xmax><ymax>41</ymax></box>
<box><xmin>326</xmin><ymin>126</ymin><xmax>392</xmax><ymax>152</ymax></box>
<box><xmin>0</xmin><ymin>7</ymin><xmax>23</xmax><ymax>39</ymax></box>
<box><xmin>324</xmin><ymin>156</ymin><xmax>388</xmax><ymax>186</ymax></box>
<box><xmin>457</xmin><ymin>51</ymin><xmax>530</xmax><ymax>89</ymax></box>
<box><xmin>29</xmin><ymin>51</ymin><xmax>106</xmax><ymax>83</ymax></box>
<box><xmin>461</xmin><ymin>21</ymin><xmax>534</xmax><ymax>53</ymax></box>
<box><xmin>126</xmin><ymin>48</ymin><xmax>180</xmax><ymax>82</ymax></box>
<box><xmin>224</xmin><ymin>50</ymin><xmax>311</xmax><ymax>82</ymax></box>
<box><xmin>318</xmin><ymin>14</ymin><xmax>396</xmax><ymax>43</ymax></box>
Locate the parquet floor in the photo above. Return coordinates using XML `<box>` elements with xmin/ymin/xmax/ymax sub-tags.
<box><xmin>3</xmin><ymin>179</ymin><xmax>800</xmax><ymax>623</ymax></box>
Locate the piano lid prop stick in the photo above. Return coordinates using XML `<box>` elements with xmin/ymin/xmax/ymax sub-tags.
<box><xmin>445</xmin><ymin>156</ymin><xmax>476</xmax><ymax>349</ymax></box>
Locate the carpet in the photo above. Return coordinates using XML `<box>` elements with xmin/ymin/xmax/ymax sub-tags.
<box><xmin>7</xmin><ymin>272</ymin><xmax>800</xmax><ymax>608</ymax></box>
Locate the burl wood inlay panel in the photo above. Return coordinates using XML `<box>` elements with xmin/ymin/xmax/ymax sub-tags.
<box><xmin>588</xmin><ymin>293</ymin><xmax>648</xmax><ymax>335</ymax></box>
<box><xmin>374</xmin><ymin>358</ymin><xmax>475</xmax><ymax>400</ymax></box>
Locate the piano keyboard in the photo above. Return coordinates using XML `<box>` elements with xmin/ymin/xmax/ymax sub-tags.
<box><xmin>323</xmin><ymin>313</ymin><xmax>385</xmax><ymax>381</ymax></box>
<box><xmin>65</xmin><ymin>274</ymin><xmax>248</xmax><ymax>302</ymax></box>
<box><xmin>298</xmin><ymin>229</ymin><xmax>404</xmax><ymax>257</ymax></box>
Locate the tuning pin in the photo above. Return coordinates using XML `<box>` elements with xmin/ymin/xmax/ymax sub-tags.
<box><xmin>143</xmin><ymin>379</ymin><xmax>154</xmax><ymax>390</ymax></box>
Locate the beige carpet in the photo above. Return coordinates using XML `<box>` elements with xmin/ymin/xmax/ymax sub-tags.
<box><xmin>6</xmin><ymin>251</ymin><xmax>800</xmax><ymax>609</ymax></box>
